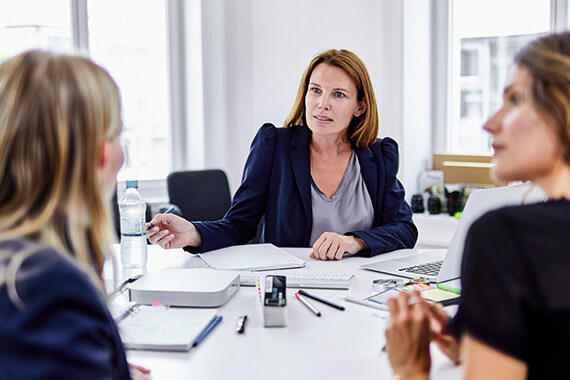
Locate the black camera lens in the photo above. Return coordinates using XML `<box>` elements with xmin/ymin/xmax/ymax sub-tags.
<box><xmin>427</xmin><ymin>196</ymin><xmax>441</xmax><ymax>214</ymax></box>
<box><xmin>411</xmin><ymin>194</ymin><xmax>425</xmax><ymax>213</ymax></box>
<box><xmin>446</xmin><ymin>191</ymin><xmax>464</xmax><ymax>216</ymax></box>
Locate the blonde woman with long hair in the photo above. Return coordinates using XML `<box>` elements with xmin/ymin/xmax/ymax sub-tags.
<box><xmin>0</xmin><ymin>51</ymin><xmax>147</xmax><ymax>379</ymax></box>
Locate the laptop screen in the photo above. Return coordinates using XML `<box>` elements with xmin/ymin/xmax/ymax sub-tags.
<box><xmin>437</xmin><ymin>183</ymin><xmax>546</xmax><ymax>283</ymax></box>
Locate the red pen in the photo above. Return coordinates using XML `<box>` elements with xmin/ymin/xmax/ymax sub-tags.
<box><xmin>295</xmin><ymin>291</ymin><xmax>321</xmax><ymax>317</ymax></box>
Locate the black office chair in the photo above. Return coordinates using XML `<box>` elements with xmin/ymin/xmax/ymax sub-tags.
<box><xmin>167</xmin><ymin>170</ymin><xmax>232</xmax><ymax>221</ymax></box>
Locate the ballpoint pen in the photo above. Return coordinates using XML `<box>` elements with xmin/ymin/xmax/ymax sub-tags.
<box><xmin>107</xmin><ymin>275</ymin><xmax>142</xmax><ymax>300</ymax></box>
<box><xmin>193</xmin><ymin>315</ymin><xmax>223</xmax><ymax>347</ymax></box>
<box><xmin>298</xmin><ymin>289</ymin><xmax>345</xmax><ymax>311</ymax></box>
<box><xmin>343</xmin><ymin>296</ymin><xmax>389</xmax><ymax>311</ymax></box>
<box><xmin>295</xmin><ymin>291</ymin><xmax>321</xmax><ymax>316</ymax></box>
<box><xmin>147</xmin><ymin>206</ymin><xmax>176</xmax><ymax>230</ymax></box>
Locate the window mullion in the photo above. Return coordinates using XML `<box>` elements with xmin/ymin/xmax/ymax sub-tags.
<box><xmin>551</xmin><ymin>0</ymin><xmax>569</xmax><ymax>31</ymax></box>
<box><xmin>70</xmin><ymin>0</ymin><xmax>89</xmax><ymax>53</ymax></box>
<box><xmin>166</xmin><ymin>0</ymin><xmax>187</xmax><ymax>171</ymax></box>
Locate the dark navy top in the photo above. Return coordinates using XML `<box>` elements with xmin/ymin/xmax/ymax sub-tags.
<box><xmin>0</xmin><ymin>238</ymin><xmax>130</xmax><ymax>380</ymax></box>
<box><xmin>192</xmin><ymin>124</ymin><xmax>417</xmax><ymax>256</ymax></box>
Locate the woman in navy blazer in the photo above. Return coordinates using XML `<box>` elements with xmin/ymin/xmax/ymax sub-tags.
<box><xmin>0</xmin><ymin>51</ymin><xmax>147</xmax><ymax>379</ymax></box>
<box><xmin>149</xmin><ymin>49</ymin><xmax>417</xmax><ymax>259</ymax></box>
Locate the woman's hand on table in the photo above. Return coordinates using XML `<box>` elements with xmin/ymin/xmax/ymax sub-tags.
<box><xmin>309</xmin><ymin>232</ymin><xmax>367</xmax><ymax>260</ymax></box>
<box><xmin>146</xmin><ymin>213</ymin><xmax>202</xmax><ymax>249</ymax></box>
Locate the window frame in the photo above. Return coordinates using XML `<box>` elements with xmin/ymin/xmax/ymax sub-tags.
<box><xmin>68</xmin><ymin>0</ymin><xmax>195</xmax><ymax>202</ymax></box>
<box><xmin>431</xmin><ymin>0</ymin><xmax>569</xmax><ymax>156</ymax></box>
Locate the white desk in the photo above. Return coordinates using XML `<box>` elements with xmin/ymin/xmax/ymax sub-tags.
<box><xmin>104</xmin><ymin>245</ymin><xmax>462</xmax><ymax>380</ymax></box>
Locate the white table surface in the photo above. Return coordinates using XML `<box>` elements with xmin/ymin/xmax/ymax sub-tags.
<box><xmin>103</xmin><ymin>245</ymin><xmax>462</xmax><ymax>380</ymax></box>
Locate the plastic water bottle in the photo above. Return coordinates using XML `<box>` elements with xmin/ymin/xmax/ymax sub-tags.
<box><xmin>119</xmin><ymin>180</ymin><xmax>147</xmax><ymax>276</ymax></box>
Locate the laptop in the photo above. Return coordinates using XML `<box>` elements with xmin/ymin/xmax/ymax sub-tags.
<box><xmin>361</xmin><ymin>183</ymin><xmax>546</xmax><ymax>284</ymax></box>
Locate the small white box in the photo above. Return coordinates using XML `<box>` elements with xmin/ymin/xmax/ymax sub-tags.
<box><xmin>128</xmin><ymin>268</ymin><xmax>240</xmax><ymax>307</ymax></box>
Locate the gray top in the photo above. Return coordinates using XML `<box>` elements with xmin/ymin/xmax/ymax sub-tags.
<box><xmin>309</xmin><ymin>151</ymin><xmax>375</xmax><ymax>246</ymax></box>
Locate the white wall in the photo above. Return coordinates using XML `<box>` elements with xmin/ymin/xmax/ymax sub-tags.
<box><xmin>401</xmin><ymin>0</ymin><xmax>433</xmax><ymax>197</ymax></box>
<box><xmin>200</xmin><ymin>0</ymin><xmax>432</xmax><ymax>200</ymax></box>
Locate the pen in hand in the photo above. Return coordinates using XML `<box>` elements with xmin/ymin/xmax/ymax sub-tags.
<box><xmin>147</xmin><ymin>206</ymin><xmax>176</xmax><ymax>230</ymax></box>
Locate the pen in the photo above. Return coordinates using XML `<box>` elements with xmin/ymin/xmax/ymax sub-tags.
<box><xmin>298</xmin><ymin>289</ymin><xmax>345</xmax><ymax>311</ymax></box>
<box><xmin>295</xmin><ymin>291</ymin><xmax>321</xmax><ymax>316</ymax></box>
<box><xmin>192</xmin><ymin>315</ymin><xmax>223</xmax><ymax>347</ymax></box>
<box><xmin>147</xmin><ymin>206</ymin><xmax>176</xmax><ymax>230</ymax></box>
<box><xmin>107</xmin><ymin>275</ymin><xmax>142</xmax><ymax>300</ymax></box>
<box><xmin>343</xmin><ymin>296</ymin><xmax>389</xmax><ymax>311</ymax></box>
<box><xmin>236</xmin><ymin>315</ymin><xmax>247</xmax><ymax>334</ymax></box>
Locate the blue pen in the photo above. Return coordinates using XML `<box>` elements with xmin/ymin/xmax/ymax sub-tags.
<box><xmin>147</xmin><ymin>206</ymin><xmax>176</xmax><ymax>230</ymax></box>
<box><xmin>193</xmin><ymin>315</ymin><xmax>223</xmax><ymax>347</ymax></box>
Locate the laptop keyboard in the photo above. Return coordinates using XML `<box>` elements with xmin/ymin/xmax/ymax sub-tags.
<box><xmin>398</xmin><ymin>260</ymin><xmax>443</xmax><ymax>277</ymax></box>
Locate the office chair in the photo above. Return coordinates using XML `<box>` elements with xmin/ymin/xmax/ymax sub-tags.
<box><xmin>167</xmin><ymin>170</ymin><xmax>232</xmax><ymax>221</ymax></box>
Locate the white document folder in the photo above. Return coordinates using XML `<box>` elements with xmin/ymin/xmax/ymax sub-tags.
<box><xmin>198</xmin><ymin>243</ymin><xmax>305</xmax><ymax>271</ymax></box>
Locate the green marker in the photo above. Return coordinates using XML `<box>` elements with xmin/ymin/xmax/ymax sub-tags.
<box><xmin>437</xmin><ymin>283</ymin><xmax>461</xmax><ymax>294</ymax></box>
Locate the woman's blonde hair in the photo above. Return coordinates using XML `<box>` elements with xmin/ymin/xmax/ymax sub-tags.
<box><xmin>0</xmin><ymin>50</ymin><xmax>121</xmax><ymax>278</ymax></box>
<box><xmin>515</xmin><ymin>32</ymin><xmax>570</xmax><ymax>165</ymax></box>
<box><xmin>284</xmin><ymin>49</ymin><xmax>379</xmax><ymax>146</ymax></box>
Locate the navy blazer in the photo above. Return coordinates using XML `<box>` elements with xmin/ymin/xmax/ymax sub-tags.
<box><xmin>193</xmin><ymin>124</ymin><xmax>417</xmax><ymax>256</ymax></box>
<box><xmin>0</xmin><ymin>238</ymin><xmax>131</xmax><ymax>380</ymax></box>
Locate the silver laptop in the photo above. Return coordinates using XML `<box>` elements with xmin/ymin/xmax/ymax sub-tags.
<box><xmin>361</xmin><ymin>183</ymin><xmax>545</xmax><ymax>284</ymax></box>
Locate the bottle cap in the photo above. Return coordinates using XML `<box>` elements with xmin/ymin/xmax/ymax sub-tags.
<box><xmin>126</xmin><ymin>180</ymin><xmax>139</xmax><ymax>189</ymax></box>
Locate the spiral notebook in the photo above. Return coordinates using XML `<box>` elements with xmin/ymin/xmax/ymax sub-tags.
<box><xmin>110</xmin><ymin>303</ymin><xmax>219</xmax><ymax>351</ymax></box>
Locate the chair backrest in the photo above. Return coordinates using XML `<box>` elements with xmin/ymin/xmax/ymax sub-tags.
<box><xmin>167</xmin><ymin>170</ymin><xmax>232</xmax><ymax>221</ymax></box>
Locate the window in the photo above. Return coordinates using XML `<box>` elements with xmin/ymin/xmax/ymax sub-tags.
<box><xmin>88</xmin><ymin>0</ymin><xmax>171</xmax><ymax>181</ymax></box>
<box><xmin>0</xmin><ymin>1</ymin><xmax>175</xmax><ymax>183</ymax></box>
<box><xmin>448</xmin><ymin>0</ymin><xmax>551</xmax><ymax>154</ymax></box>
<box><xmin>0</xmin><ymin>0</ymin><xmax>72</xmax><ymax>59</ymax></box>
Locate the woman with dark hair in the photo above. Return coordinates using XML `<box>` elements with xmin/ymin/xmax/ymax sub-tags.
<box><xmin>385</xmin><ymin>31</ymin><xmax>570</xmax><ymax>379</ymax></box>
<box><xmin>148</xmin><ymin>49</ymin><xmax>417</xmax><ymax>260</ymax></box>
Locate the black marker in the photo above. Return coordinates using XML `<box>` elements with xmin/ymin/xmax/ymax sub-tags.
<box><xmin>298</xmin><ymin>289</ymin><xmax>345</xmax><ymax>311</ymax></box>
<box><xmin>236</xmin><ymin>315</ymin><xmax>247</xmax><ymax>334</ymax></box>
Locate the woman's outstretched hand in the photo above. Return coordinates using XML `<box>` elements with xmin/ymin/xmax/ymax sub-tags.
<box><xmin>146</xmin><ymin>213</ymin><xmax>202</xmax><ymax>249</ymax></box>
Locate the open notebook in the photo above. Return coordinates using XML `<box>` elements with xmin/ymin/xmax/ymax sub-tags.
<box><xmin>110</xmin><ymin>303</ymin><xmax>219</xmax><ymax>351</ymax></box>
<box><xmin>198</xmin><ymin>243</ymin><xmax>305</xmax><ymax>271</ymax></box>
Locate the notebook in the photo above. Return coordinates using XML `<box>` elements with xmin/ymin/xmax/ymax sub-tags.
<box><xmin>198</xmin><ymin>243</ymin><xmax>305</xmax><ymax>271</ymax></box>
<box><xmin>110</xmin><ymin>303</ymin><xmax>219</xmax><ymax>351</ymax></box>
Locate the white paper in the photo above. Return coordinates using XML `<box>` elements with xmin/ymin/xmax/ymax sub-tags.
<box><xmin>198</xmin><ymin>244</ymin><xmax>305</xmax><ymax>271</ymax></box>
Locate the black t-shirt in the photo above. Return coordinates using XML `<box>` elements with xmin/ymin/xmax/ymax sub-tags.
<box><xmin>448</xmin><ymin>199</ymin><xmax>570</xmax><ymax>379</ymax></box>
